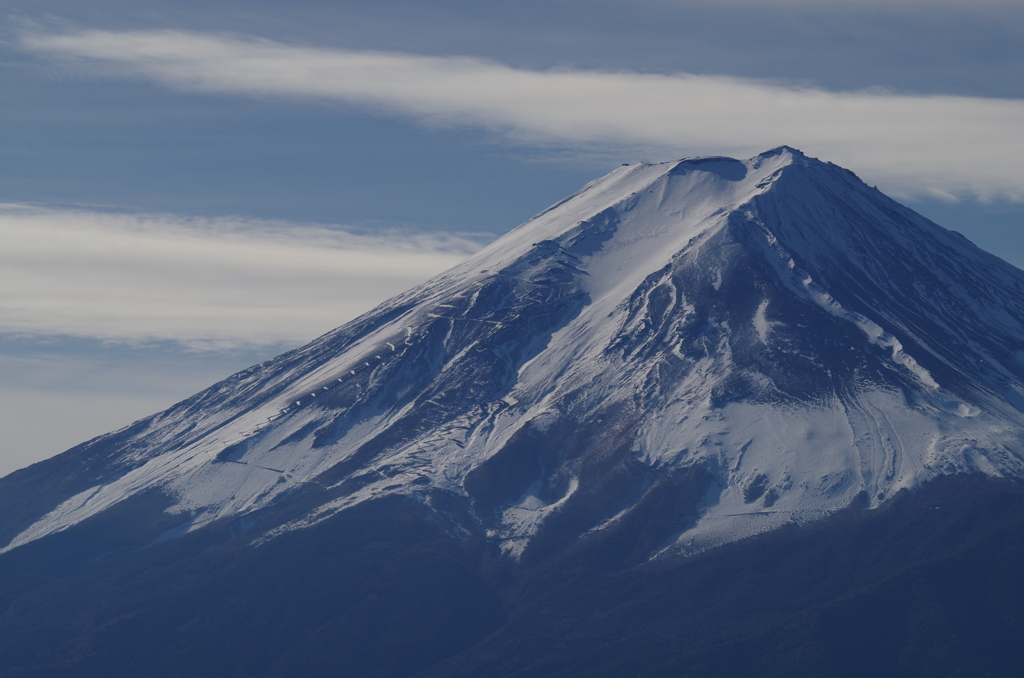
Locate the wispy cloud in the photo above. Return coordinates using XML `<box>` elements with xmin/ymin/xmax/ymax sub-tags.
<box><xmin>20</xmin><ymin>28</ymin><xmax>1024</xmax><ymax>201</ymax></box>
<box><xmin>0</xmin><ymin>204</ymin><xmax>487</xmax><ymax>349</ymax></box>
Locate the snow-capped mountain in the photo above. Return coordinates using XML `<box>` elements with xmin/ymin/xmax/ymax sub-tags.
<box><xmin>5</xmin><ymin>146</ymin><xmax>1024</xmax><ymax>563</ymax></box>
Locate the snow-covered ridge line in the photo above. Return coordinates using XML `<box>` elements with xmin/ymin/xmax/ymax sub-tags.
<box><xmin>801</xmin><ymin>276</ymin><xmax>940</xmax><ymax>390</ymax></box>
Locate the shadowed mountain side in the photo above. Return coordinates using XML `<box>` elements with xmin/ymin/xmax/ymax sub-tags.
<box><xmin>421</xmin><ymin>474</ymin><xmax>1024</xmax><ymax>678</ymax></box>
<box><xmin>0</xmin><ymin>497</ymin><xmax>506</xmax><ymax>678</ymax></box>
<box><xmin>0</xmin><ymin>476</ymin><xmax>1021</xmax><ymax>677</ymax></box>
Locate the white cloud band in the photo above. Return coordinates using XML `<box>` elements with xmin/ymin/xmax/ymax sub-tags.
<box><xmin>0</xmin><ymin>204</ymin><xmax>485</xmax><ymax>349</ymax></box>
<box><xmin>21</xmin><ymin>28</ymin><xmax>1024</xmax><ymax>201</ymax></box>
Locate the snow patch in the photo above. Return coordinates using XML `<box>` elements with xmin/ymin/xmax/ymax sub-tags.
<box><xmin>753</xmin><ymin>299</ymin><xmax>770</xmax><ymax>343</ymax></box>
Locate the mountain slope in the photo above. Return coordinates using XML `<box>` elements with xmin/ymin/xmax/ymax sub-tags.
<box><xmin>4</xmin><ymin>147</ymin><xmax>1024</xmax><ymax>565</ymax></box>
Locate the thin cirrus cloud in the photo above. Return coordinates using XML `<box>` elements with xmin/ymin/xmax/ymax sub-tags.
<box><xmin>20</xmin><ymin>28</ymin><xmax>1024</xmax><ymax>202</ymax></box>
<box><xmin>0</xmin><ymin>204</ymin><xmax>487</xmax><ymax>349</ymax></box>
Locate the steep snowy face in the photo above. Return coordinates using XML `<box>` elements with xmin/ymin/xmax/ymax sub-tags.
<box><xmin>6</xmin><ymin>148</ymin><xmax>1024</xmax><ymax>560</ymax></box>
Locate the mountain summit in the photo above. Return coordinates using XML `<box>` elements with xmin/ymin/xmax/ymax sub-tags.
<box><xmin>5</xmin><ymin>147</ymin><xmax>1024</xmax><ymax>562</ymax></box>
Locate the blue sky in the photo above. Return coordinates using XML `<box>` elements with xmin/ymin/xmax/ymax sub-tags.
<box><xmin>2</xmin><ymin>0</ymin><xmax>1024</xmax><ymax>475</ymax></box>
